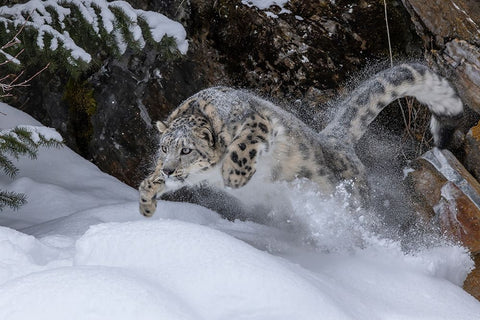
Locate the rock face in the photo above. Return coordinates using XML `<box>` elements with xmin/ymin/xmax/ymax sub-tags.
<box><xmin>402</xmin><ymin>0</ymin><xmax>480</xmax><ymax>115</ymax></box>
<box><xmin>186</xmin><ymin>0</ymin><xmax>420</xmax><ymax>101</ymax></box>
<box><xmin>86</xmin><ymin>49</ymin><xmax>209</xmax><ymax>184</ymax></box>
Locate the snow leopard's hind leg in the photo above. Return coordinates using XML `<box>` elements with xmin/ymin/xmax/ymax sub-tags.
<box><xmin>322</xmin><ymin>140</ymin><xmax>370</xmax><ymax>206</ymax></box>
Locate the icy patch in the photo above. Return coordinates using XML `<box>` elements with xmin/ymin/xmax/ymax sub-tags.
<box><xmin>136</xmin><ymin>99</ymin><xmax>153</xmax><ymax>128</ymax></box>
<box><xmin>424</xmin><ymin>148</ymin><xmax>480</xmax><ymax>209</ymax></box>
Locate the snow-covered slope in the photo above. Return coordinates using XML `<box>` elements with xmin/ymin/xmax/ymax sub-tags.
<box><xmin>0</xmin><ymin>103</ymin><xmax>479</xmax><ymax>320</ymax></box>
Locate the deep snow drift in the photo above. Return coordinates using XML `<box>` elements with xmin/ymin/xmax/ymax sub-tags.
<box><xmin>1</xmin><ymin>102</ymin><xmax>480</xmax><ymax>320</ymax></box>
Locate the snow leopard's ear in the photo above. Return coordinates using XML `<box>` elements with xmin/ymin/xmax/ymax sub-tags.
<box><xmin>156</xmin><ymin>120</ymin><xmax>168</xmax><ymax>134</ymax></box>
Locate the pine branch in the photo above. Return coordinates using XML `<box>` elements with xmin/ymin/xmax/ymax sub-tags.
<box><xmin>0</xmin><ymin>153</ymin><xmax>18</xmax><ymax>178</ymax></box>
<box><xmin>0</xmin><ymin>9</ymin><xmax>66</xmax><ymax>212</ymax></box>
<box><xmin>0</xmin><ymin>129</ymin><xmax>38</xmax><ymax>160</ymax></box>
<box><xmin>0</xmin><ymin>126</ymin><xmax>63</xmax><ymax>211</ymax></box>
<box><xmin>0</xmin><ymin>0</ymin><xmax>188</xmax><ymax>67</ymax></box>
<box><xmin>0</xmin><ymin>190</ymin><xmax>26</xmax><ymax>211</ymax></box>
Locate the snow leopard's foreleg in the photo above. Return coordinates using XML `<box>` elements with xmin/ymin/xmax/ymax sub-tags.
<box><xmin>139</xmin><ymin>161</ymin><xmax>165</xmax><ymax>217</ymax></box>
<box><xmin>222</xmin><ymin>113</ymin><xmax>272</xmax><ymax>188</ymax></box>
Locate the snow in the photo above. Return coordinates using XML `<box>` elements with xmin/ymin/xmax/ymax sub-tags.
<box><xmin>1</xmin><ymin>102</ymin><xmax>480</xmax><ymax>319</ymax></box>
<box><xmin>241</xmin><ymin>0</ymin><xmax>292</xmax><ymax>16</ymax></box>
<box><xmin>241</xmin><ymin>0</ymin><xmax>290</xmax><ymax>10</ymax></box>
<box><xmin>0</xmin><ymin>125</ymin><xmax>62</xmax><ymax>144</ymax></box>
<box><xmin>0</xmin><ymin>47</ymin><xmax>20</xmax><ymax>65</ymax></box>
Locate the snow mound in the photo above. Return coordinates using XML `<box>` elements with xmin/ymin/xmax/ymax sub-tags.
<box><xmin>75</xmin><ymin>220</ymin><xmax>351</xmax><ymax>320</ymax></box>
<box><xmin>0</xmin><ymin>103</ymin><xmax>480</xmax><ymax>319</ymax></box>
<box><xmin>0</xmin><ymin>267</ymin><xmax>197</xmax><ymax>320</ymax></box>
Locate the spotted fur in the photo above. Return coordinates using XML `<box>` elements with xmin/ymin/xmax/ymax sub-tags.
<box><xmin>139</xmin><ymin>63</ymin><xmax>463</xmax><ymax>217</ymax></box>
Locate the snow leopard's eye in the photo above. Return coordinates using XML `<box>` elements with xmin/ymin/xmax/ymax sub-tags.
<box><xmin>180</xmin><ymin>148</ymin><xmax>192</xmax><ymax>155</ymax></box>
<box><xmin>161</xmin><ymin>146</ymin><xmax>168</xmax><ymax>153</ymax></box>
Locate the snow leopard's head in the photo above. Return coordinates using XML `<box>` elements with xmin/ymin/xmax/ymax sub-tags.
<box><xmin>155</xmin><ymin>115</ymin><xmax>220</xmax><ymax>181</ymax></box>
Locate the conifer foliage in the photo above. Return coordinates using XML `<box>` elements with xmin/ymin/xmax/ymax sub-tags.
<box><xmin>0</xmin><ymin>125</ymin><xmax>62</xmax><ymax>210</ymax></box>
<box><xmin>0</xmin><ymin>0</ymin><xmax>188</xmax><ymax>69</ymax></box>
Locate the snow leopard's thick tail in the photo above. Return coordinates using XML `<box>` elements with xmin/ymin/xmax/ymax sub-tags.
<box><xmin>322</xmin><ymin>63</ymin><xmax>463</xmax><ymax>148</ymax></box>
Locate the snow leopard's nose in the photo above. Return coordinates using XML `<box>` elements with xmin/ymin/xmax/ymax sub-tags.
<box><xmin>162</xmin><ymin>168</ymin><xmax>175</xmax><ymax>176</ymax></box>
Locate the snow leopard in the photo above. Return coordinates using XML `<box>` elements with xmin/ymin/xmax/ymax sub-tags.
<box><xmin>139</xmin><ymin>63</ymin><xmax>463</xmax><ymax>217</ymax></box>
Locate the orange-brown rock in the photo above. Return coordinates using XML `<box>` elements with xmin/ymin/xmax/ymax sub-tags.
<box><xmin>464</xmin><ymin>121</ymin><xmax>480</xmax><ymax>181</ymax></box>
<box><xmin>463</xmin><ymin>254</ymin><xmax>480</xmax><ymax>301</ymax></box>
<box><xmin>435</xmin><ymin>181</ymin><xmax>480</xmax><ymax>253</ymax></box>
<box><xmin>401</xmin><ymin>0</ymin><xmax>480</xmax><ymax>45</ymax></box>
<box><xmin>407</xmin><ymin>149</ymin><xmax>480</xmax><ymax>253</ymax></box>
<box><xmin>407</xmin><ymin>149</ymin><xmax>480</xmax><ymax>299</ymax></box>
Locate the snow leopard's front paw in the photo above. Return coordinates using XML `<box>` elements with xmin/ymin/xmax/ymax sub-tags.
<box><xmin>221</xmin><ymin>149</ymin><xmax>256</xmax><ymax>189</ymax></box>
<box><xmin>138</xmin><ymin>177</ymin><xmax>165</xmax><ymax>217</ymax></box>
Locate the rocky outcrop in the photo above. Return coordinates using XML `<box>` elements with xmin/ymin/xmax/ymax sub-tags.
<box><xmin>402</xmin><ymin>0</ymin><xmax>480</xmax><ymax>116</ymax></box>
<box><xmin>407</xmin><ymin>148</ymin><xmax>480</xmax><ymax>253</ymax></box>
<box><xmin>406</xmin><ymin>148</ymin><xmax>480</xmax><ymax>300</ymax></box>
<box><xmin>399</xmin><ymin>3</ymin><xmax>480</xmax><ymax>301</ymax></box>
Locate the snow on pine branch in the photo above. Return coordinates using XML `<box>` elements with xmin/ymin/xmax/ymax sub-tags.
<box><xmin>0</xmin><ymin>125</ymin><xmax>62</xmax><ymax>182</ymax></box>
<box><xmin>0</xmin><ymin>125</ymin><xmax>63</xmax><ymax>153</ymax></box>
<box><xmin>14</xmin><ymin>125</ymin><xmax>63</xmax><ymax>144</ymax></box>
<box><xmin>0</xmin><ymin>0</ymin><xmax>188</xmax><ymax>65</ymax></box>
